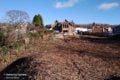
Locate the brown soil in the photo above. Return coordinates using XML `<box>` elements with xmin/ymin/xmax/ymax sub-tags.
<box><xmin>0</xmin><ymin>37</ymin><xmax>120</xmax><ymax>80</ymax></box>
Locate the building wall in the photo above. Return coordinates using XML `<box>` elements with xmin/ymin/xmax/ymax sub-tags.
<box><xmin>68</xmin><ymin>25</ymin><xmax>75</xmax><ymax>35</ymax></box>
<box><xmin>103</xmin><ymin>27</ymin><xmax>109</xmax><ymax>33</ymax></box>
<box><xmin>92</xmin><ymin>25</ymin><xmax>104</xmax><ymax>33</ymax></box>
<box><xmin>62</xmin><ymin>23</ymin><xmax>75</xmax><ymax>35</ymax></box>
<box><xmin>53</xmin><ymin>21</ymin><xmax>75</xmax><ymax>35</ymax></box>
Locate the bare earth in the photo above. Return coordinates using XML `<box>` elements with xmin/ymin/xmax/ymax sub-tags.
<box><xmin>0</xmin><ymin>37</ymin><xmax>120</xmax><ymax>80</ymax></box>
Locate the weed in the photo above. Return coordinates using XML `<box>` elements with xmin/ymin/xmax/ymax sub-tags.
<box><xmin>0</xmin><ymin>46</ymin><xmax>10</xmax><ymax>63</ymax></box>
<box><xmin>0</xmin><ymin>30</ymin><xmax>6</xmax><ymax>47</ymax></box>
<box><xmin>12</xmin><ymin>41</ymin><xmax>23</xmax><ymax>53</ymax></box>
<box><xmin>28</xmin><ymin>32</ymin><xmax>40</xmax><ymax>38</ymax></box>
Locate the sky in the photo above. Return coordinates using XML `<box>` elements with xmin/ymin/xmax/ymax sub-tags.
<box><xmin>0</xmin><ymin>0</ymin><xmax>120</xmax><ymax>25</ymax></box>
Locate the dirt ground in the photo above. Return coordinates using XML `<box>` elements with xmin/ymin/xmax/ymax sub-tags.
<box><xmin>0</xmin><ymin>36</ymin><xmax>120</xmax><ymax>80</ymax></box>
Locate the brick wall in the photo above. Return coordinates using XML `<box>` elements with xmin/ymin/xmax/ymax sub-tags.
<box><xmin>92</xmin><ymin>25</ymin><xmax>103</xmax><ymax>33</ymax></box>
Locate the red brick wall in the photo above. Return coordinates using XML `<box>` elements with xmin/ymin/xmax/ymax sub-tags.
<box><xmin>92</xmin><ymin>26</ymin><xmax>103</xmax><ymax>33</ymax></box>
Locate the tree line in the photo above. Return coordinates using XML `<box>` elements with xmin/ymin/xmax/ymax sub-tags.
<box><xmin>4</xmin><ymin>10</ymin><xmax>44</xmax><ymax>28</ymax></box>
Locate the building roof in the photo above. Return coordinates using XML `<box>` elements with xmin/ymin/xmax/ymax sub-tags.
<box><xmin>55</xmin><ymin>20</ymin><xmax>75</xmax><ymax>27</ymax></box>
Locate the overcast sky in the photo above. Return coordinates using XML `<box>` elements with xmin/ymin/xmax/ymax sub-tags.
<box><xmin>0</xmin><ymin>0</ymin><xmax>120</xmax><ymax>25</ymax></box>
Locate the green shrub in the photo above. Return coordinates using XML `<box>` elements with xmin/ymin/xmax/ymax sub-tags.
<box><xmin>12</xmin><ymin>41</ymin><xmax>23</xmax><ymax>53</ymax></box>
<box><xmin>0</xmin><ymin>46</ymin><xmax>10</xmax><ymax>63</ymax></box>
<box><xmin>0</xmin><ymin>30</ymin><xmax>6</xmax><ymax>47</ymax></box>
<box><xmin>0</xmin><ymin>46</ymin><xmax>10</xmax><ymax>55</ymax></box>
<box><xmin>28</xmin><ymin>32</ymin><xmax>40</xmax><ymax>38</ymax></box>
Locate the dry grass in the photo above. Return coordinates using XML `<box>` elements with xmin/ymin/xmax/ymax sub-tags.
<box><xmin>0</xmin><ymin>36</ymin><xmax>120</xmax><ymax>80</ymax></box>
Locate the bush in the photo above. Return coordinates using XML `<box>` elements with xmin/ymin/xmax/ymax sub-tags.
<box><xmin>0</xmin><ymin>30</ymin><xmax>6</xmax><ymax>47</ymax></box>
<box><xmin>12</xmin><ymin>41</ymin><xmax>23</xmax><ymax>53</ymax></box>
<box><xmin>0</xmin><ymin>46</ymin><xmax>10</xmax><ymax>63</ymax></box>
<box><xmin>0</xmin><ymin>46</ymin><xmax>10</xmax><ymax>55</ymax></box>
<box><xmin>5</xmin><ymin>29</ymin><xmax>28</xmax><ymax>47</ymax></box>
<box><xmin>5</xmin><ymin>30</ymin><xmax>18</xmax><ymax>47</ymax></box>
<box><xmin>28</xmin><ymin>32</ymin><xmax>40</xmax><ymax>38</ymax></box>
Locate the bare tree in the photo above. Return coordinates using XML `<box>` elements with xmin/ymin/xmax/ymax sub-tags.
<box><xmin>4</xmin><ymin>10</ymin><xmax>30</xmax><ymax>46</ymax></box>
<box><xmin>5</xmin><ymin>10</ymin><xmax>30</xmax><ymax>26</ymax></box>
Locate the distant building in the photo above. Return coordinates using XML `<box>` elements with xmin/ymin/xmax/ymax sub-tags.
<box><xmin>109</xmin><ymin>25</ymin><xmax>120</xmax><ymax>36</ymax></box>
<box><xmin>53</xmin><ymin>20</ymin><xmax>75</xmax><ymax>35</ymax></box>
<box><xmin>92</xmin><ymin>23</ymin><xmax>109</xmax><ymax>33</ymax></box>
<box><xmin>46</xmin><ymin>21</ymin><xmax>120</xmax><ymax>37</ymax></box>
<box><xmin>91</xmin><ymin>23</ymin><xmax>120</xmax><ymax>36</ymax></box>
<box><xmin>45</xmin><ymin>24</ymin><xmax>52</xmax><ymax>30</ymax></box>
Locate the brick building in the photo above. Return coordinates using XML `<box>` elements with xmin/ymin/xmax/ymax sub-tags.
<box><xmin>53</xmin><ymin>20</ymin><xmax>75</xmax><ymax>35</ymax></box>
<box><xmin>91</xmin><ymin>23</ymin><xmax>109</xmax><ymax>33</ymax></box>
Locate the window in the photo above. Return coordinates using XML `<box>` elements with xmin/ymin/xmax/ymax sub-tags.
<box><xmin>63</xmin><ymin>30</ymin><xmax>68</xmax><ymax>33</ymax></box>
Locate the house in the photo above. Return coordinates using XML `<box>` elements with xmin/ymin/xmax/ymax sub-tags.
<box><xmin>91</xmin><ymin>23</ymin><xmax>120</xmax><ymax>36</ymax></box>
<box><xmin>92</xmin><ymin>23</ymin><xmax>109</xmax><ymax>33</ymax></box>
<box><xmin>46</xmin><ymin>21</ymin><xmax>120</xmax><ymax>37</ymax></box>
<box><xmin>74</xmin><ymin>23</ymin><xmax>117</xmax><ymax>36</ymax></box>
<box><xmin>45</xmin><ymin>24</ymin><xmax>52</xmax><ymax>30</ymax></box>
<box><xmin>74</xmin><ymin>23</ymin><xmax>110</xmax><ymax>34</ymax></box>
<box><xmin>108</xmin><ymin>25</ymin><xmax>120</xmax><ymax>36</ymax></box>
<box><xmin>45</xmin><ymin>24</ymin><xmax>55</xmax><ymax>30</ymax></box>
<box><xmin>53</xmin><ymin>20</ymin><xmax>75</xmax><ymax>35</ymax></box>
